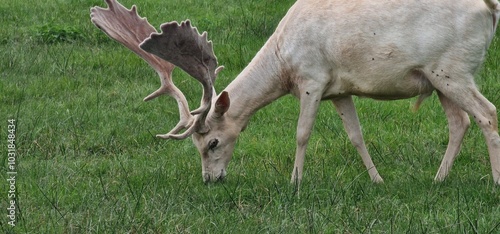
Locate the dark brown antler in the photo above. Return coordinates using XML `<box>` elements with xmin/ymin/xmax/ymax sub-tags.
<box><xmin>140</xmin><ymin>20</ymin><xmax>224</xmax><ymax>138</ymax></box>
<box><xmin>90</xmin><ymin>0</ymin><xmax>195</xmax><ymax>138</ymax></box>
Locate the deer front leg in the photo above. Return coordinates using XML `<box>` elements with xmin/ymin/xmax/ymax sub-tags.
<box><xmin>290</xmin><ymin>90</ymin><xmax>322</xmax><ymax>185</ymax></box>
<box><xmin>434</xmin><ymin>92</ymin><xmax>470</xmax><ymax>182</ymax></box>
<box><xmin>332</xmin><ymin>96</ymin><xmax>383</xmax><ymax>183</ymax></box>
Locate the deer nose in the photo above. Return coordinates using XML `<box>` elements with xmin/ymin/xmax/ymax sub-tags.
<box><xmin>202</xmin><ymin>169</ymin><xmax>227</xmax><ymax>183</ymax></box>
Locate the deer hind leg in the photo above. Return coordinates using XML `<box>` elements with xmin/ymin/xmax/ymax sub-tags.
<box><xmin>434</xmin><ymin>92</ymin><xmax>470</xmax><ymax>182</ymax></box>
<box><xmin>430</xmin><ymin>74</ymin><xmax>500</xmax><ymax>185</ymax></box>
<box><xmin>332</xmin><ymin>96</ymin><xmax>383</xmax><ymax>183</ymax></box>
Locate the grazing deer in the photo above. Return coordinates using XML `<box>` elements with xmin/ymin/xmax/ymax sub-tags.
<box><xmin>91</xmin><ymin>0</ymin><xmax>500</xmax><ymax>185</ymax></box>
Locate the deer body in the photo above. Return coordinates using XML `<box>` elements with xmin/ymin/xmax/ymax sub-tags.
<box><xmin>91</xmin><ymin>0</ymin><xmax>500</xmax><ymax>185</ymax></box>
<box><xmin>275</xmin><ymin>0</ymin><xmax>492</xmax><ymax>100</ymax></box>
<box><xmin>218</xmin><ymin>0</ymin><xmax>500</xmax><ymax>183</ymax></box>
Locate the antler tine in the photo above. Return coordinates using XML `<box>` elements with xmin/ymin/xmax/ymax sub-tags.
<box><xmin>140</xmin><ymin>20</ymin><xmax>223</xmax><ymax>136</ymax></box>
<box><xmin>90</xmin><ymin>0</ymin><xmax>194</xmax><ymax>139</ymax></box>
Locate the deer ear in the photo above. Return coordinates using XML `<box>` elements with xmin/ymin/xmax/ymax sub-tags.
<box><xmin>214</xmin><ymin>91</ymin><xmax>230</xmax><ymax>117</ymax></box>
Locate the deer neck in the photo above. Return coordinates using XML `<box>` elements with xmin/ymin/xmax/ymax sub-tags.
<box><xmin>223</xmin><ymin>37</ymin><xmax>288</xmax><ymax>130</ymax></box>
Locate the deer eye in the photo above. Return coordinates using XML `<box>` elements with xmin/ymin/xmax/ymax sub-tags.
<box><xmin>208</xmin><ymin>139</ymin><xmax>219</xmax><ymax>151</ymax></box>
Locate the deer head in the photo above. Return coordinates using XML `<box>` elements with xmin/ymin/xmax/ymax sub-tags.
<box><xmin>91</xmin><ymin>0</ymin><xmax>229</xmax><ymax>182</ymax></box>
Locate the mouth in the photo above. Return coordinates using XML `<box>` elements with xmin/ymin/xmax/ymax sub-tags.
<box><xmin>203</xmin><ymin>169</ymin><xmax>227</xmax><ymax>183</ymax></box>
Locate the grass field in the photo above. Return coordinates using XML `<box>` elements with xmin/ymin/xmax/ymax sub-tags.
<box><xmin>1</xmin><ymin>0</ymin><xmax>500</xmax><ymax>233</ymax></box>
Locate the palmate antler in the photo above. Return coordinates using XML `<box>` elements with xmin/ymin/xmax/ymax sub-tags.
<box><xmin>140</xmin><ymin>20</ymin><xmax>224</xmax><ymax>138</ymax></box>
<box><xmin>90</xmin><ymin>0</ymin><xmax>222</xmax><ymax>139</ymax></box>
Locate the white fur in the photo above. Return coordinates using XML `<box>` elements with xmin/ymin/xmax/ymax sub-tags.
<box><xmin>194</xmin><ymin>0</ymin><xmax>500</xmax><ymax>185</ymax></box>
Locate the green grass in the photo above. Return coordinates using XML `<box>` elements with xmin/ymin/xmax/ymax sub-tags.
<box><xmin>1</xmin><ymin>0</ymin><xmax>500</xmax><ymax>233</ymax></box>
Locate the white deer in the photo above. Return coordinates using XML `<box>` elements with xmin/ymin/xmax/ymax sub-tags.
<box><xmin>91</xmin><ymin>0</ymin><xmax>500</xmax><ymax>185</ymax></box>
